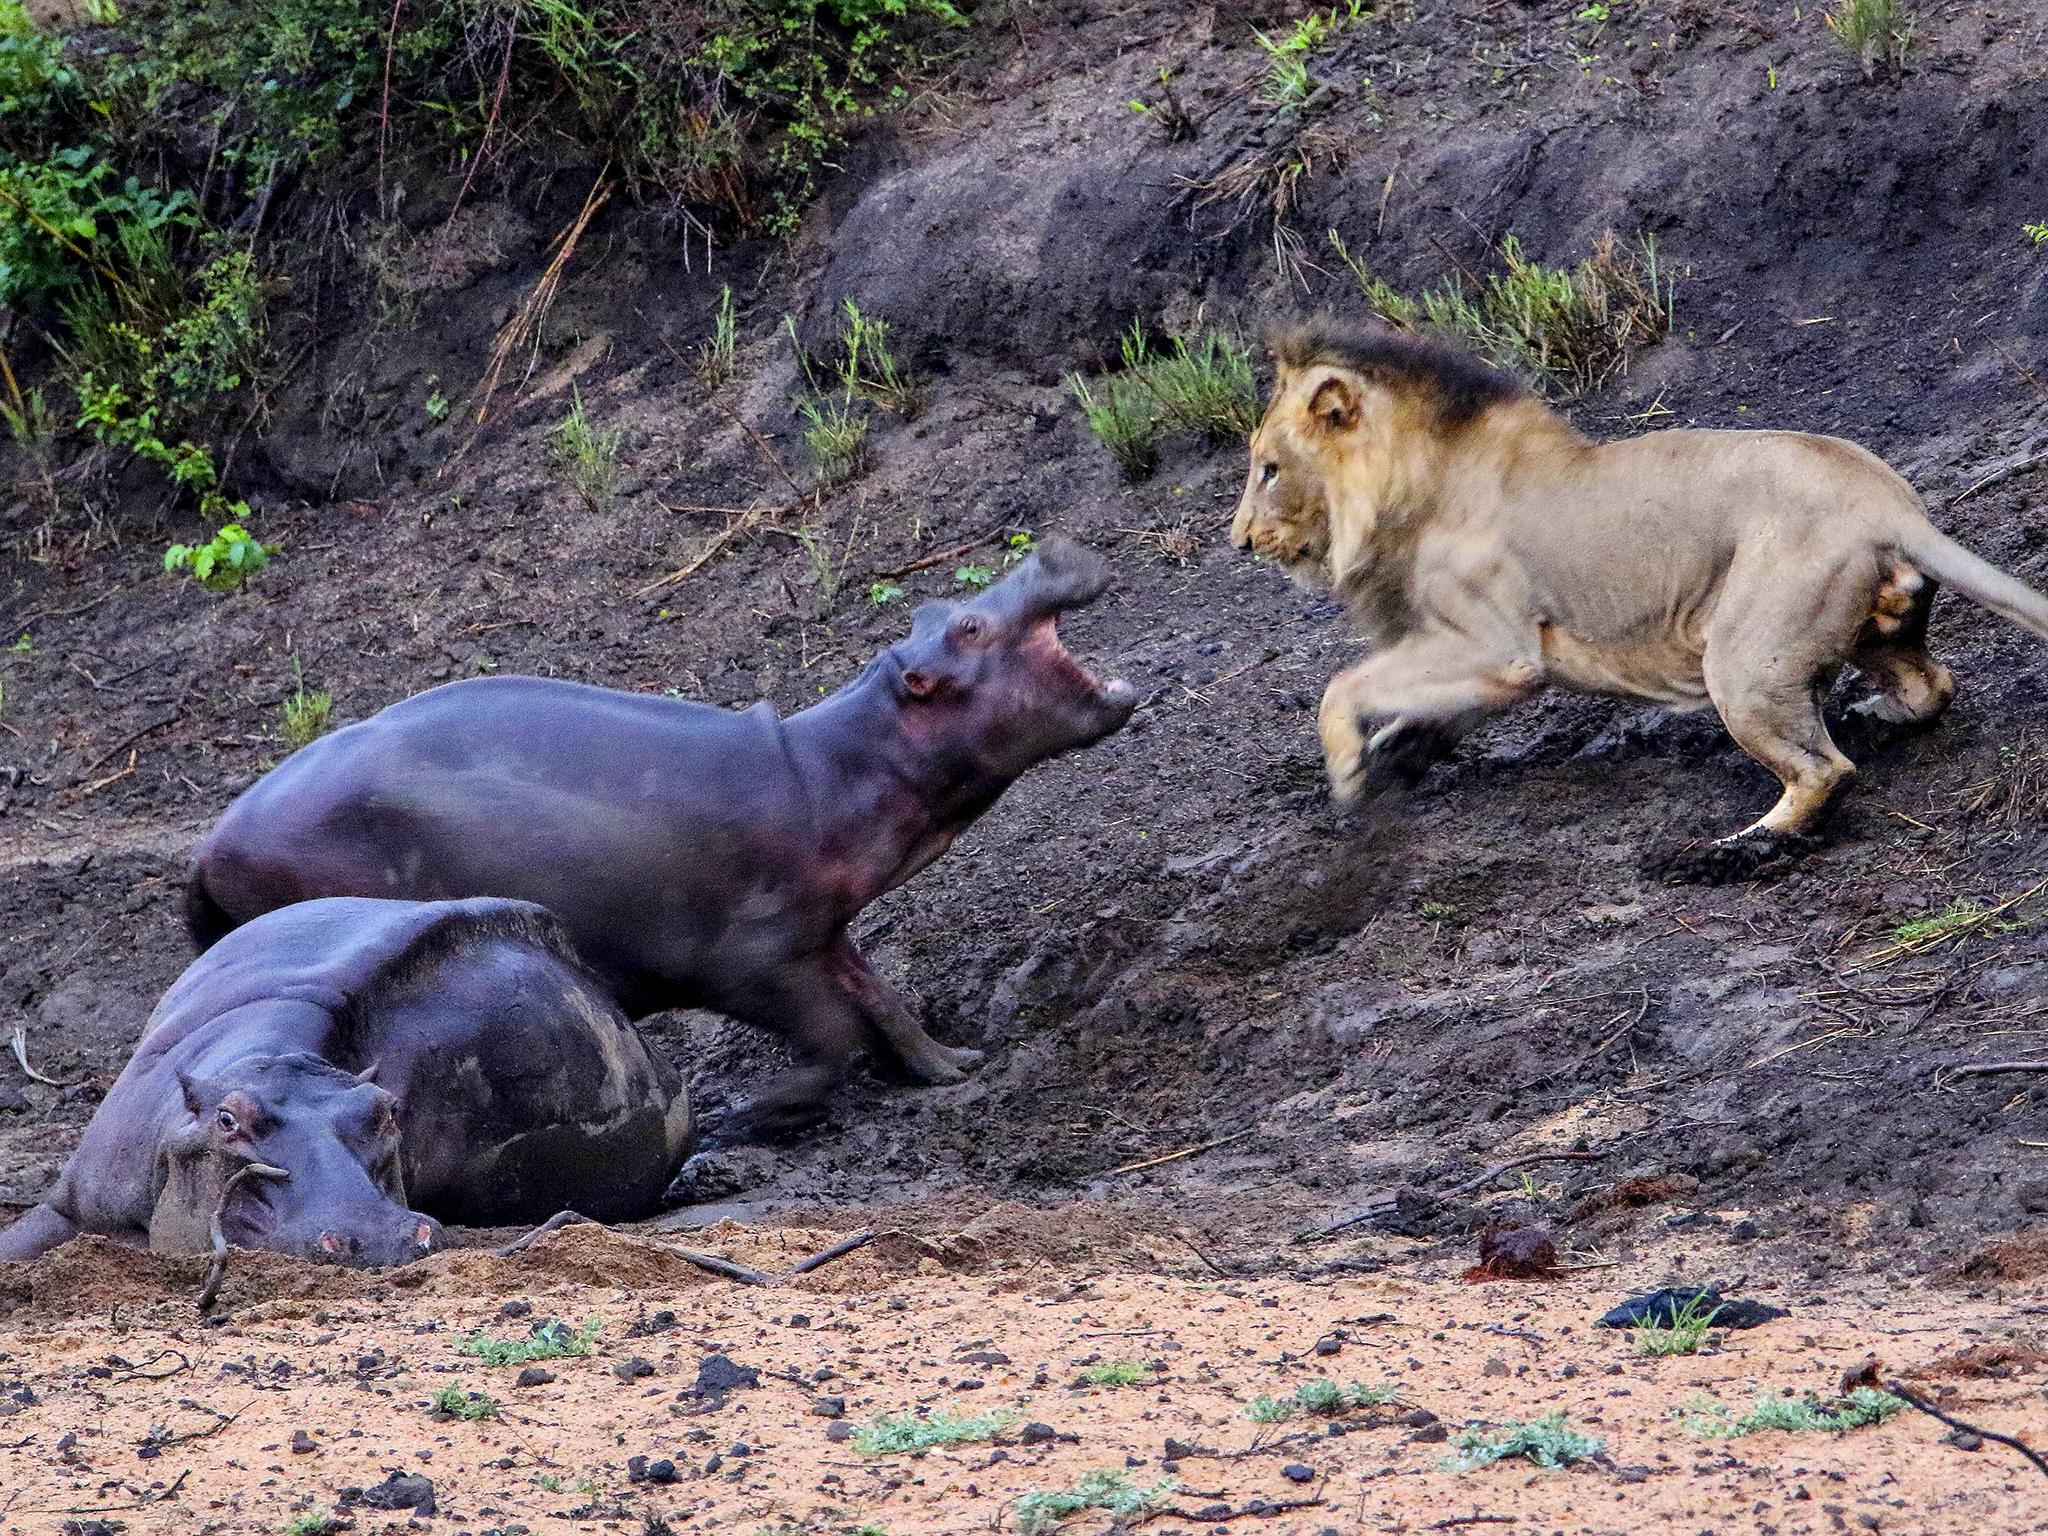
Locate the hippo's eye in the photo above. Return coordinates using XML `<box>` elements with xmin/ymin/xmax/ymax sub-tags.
<box><xmin>1260</xmin><ymin>461</ymin><xmax>1279</xmax><ymax>486</ymax></box>
<box><xmin>952</xmin><ymin>614</ymin><xmax>984</xmax><ymax>640</ymax></box>
<box><xmin>216</xmin><ymin>1109</ymin><xmax>240</xmax><ymax>1135</ymax></box>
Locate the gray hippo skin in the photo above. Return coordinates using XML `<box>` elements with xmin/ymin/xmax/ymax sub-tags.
<box><xmin>184</xmin><ymin>539</ymin><xmax>1135</xmax><ymax>1136</ymax></box>
<box><xmin>0</xmin><ymin>897</ymin><xmax>692</xmax><ymax>1266</ymax></box>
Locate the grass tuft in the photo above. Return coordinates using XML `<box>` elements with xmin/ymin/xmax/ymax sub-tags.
<box><xmin>835</xmin><ymin>299</ymin><xmax>922</xmax><ymax>419</ymax></box>
<box><xmin>458</xmin><ymin>1318</ymin><xmax>601</xmax><ymax>1366</ymax></box>
<box><xmin>852</xmin><ymin>1408</ymin><xmax>1014</xmax><ymax>1457</ymax></box>
<box><xmin>1252</xmin><ymin>2</ymin><xmax>1368</xmax><ymax>108</ymax></box>
<box><xmin>1445</xmin><ymin>1411</ymin><xmax>1604</xmax><ymax>1471</ymax></box>
<box><xmin>1065</xmin><ymin>371</ymin><xmax>1158</xmax><ymax>482</ymax></box>
<box><xmin>1683</xmin><ymin>1387</ymin><xmax>1905</xmax><ymax>1438</ymax></box>
<box><xmin>1329</xmin><ymin>228</ymin><xmax>1673</xmax><ymax>394</ymax></box>
<box><xmin>1247</xmin><ymin>1378</ymin><xmax>1398</xmax><ymax>1421</ymax></box>
<box><xmin>1013</xmin><ymin>1470</ymin><xmax>1177</xmax><ymax>1535</ymax></box>
<box><xmin>1824</xmin><ymin>0</ymin><xmax>1913</xmax><ymax>77</ymax></box>
<box><xmin>798</xmin><ymin>395</ymin><xmax>868</xmax><ymax>484</ymax></box>
<box><xmin>699</xmin><ymin>283</ymin><xmax>738</xmax><ymax>390</ymax></box>
<box><xmin>1068</xmin><ymin>321</ymin><xmax>1257</xmax><ymax>481</ymax></box>
<box><xmin>281</xmin><ymin>676</ymin><xmax>333</xmax><ymax>751</ymax></box>
<box><xmin>548</xmin><ymin>387</ymin><xmax>624</xmax><ymax>512</ymax></box>
<box><xmin>1634</xmin><ymin>1291</ymin><xmax>1723</xmax><ymax>1357</ymax></box>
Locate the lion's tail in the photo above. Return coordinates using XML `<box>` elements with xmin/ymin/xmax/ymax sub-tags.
<box><xmin>1898</xmin><ymin>523</ymin><xmax>2048</xmax><ymax>644</ymax></box>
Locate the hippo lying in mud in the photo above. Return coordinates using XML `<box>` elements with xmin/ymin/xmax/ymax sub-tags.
<box><xmin>185</xmin><ymin>538</ymin><xmax>1136</xmax><ymax>1136</ymax></box>
<box><xmin>0</xmin><ymin>897</ymin><xmax>691</xmax><ymax>1266</ymax></box>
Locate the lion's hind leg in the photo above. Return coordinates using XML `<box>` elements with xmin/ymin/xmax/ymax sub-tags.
<box><xmin>1849</xmin><ymin>564</ymin><xmax>1955</xmax><ymax>726</ymax></box>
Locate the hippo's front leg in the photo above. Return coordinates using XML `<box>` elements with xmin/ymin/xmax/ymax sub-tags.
<box><xmin>832</xmin><ymin>935</ymin><xmax>984</xmax><ymax>1084</ymax></box>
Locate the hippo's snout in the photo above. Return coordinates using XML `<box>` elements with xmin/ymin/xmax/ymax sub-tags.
<box><xmin>312</xmin><ymin>1211</ymin><xmax>442</xmax><ymax>1268</ymax></box>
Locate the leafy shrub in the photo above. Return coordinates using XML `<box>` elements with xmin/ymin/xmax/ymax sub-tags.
<box><xmin>1445</xmin><ymin>1411</ymin><xmax>1604</xmax><ymax>1471</ymax></box>
<box><xmin>459</xmin><ymin>1318</ymin><xmax>601</xmax><ymax>1366</ymax></box>
<box><xmin>1077</xmin><ymin>1360</ymin><xmax>1154</xmax><ymax>1387</ymax></box>
<box><xmin>164</xmin><ymin>522</ymin><xmax>271</xmax><ymax>592</ymax></box>
<box><xmin>852</xmin><ymin>1408</ymin><xmax>1013</xmax><ymax>1456</ymax></box>
<box><xmin>1247</xmin><ymin>1378</ymin><xmax>1397</xmax><ymax>1421</ymax></box>
<box><xmin>1013</xmin><ymin>1470</ymin><xmax>1176</xmax><ymax>1535</ymax></box>
<box><xmin>429</xmin><ymin>1385</ymin><xmax>499</xmax><ymax>1420</ymax></box>
<box><xmin>1683</xmin><ymin>1387</ymin><xmax>1905</xmax><ymax>1438</ymax></box>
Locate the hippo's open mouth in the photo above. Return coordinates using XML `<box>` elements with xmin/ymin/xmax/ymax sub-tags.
<box><xmin>1025</xmin><ymin>616</ymin><xmax>1136</xmax><ymax>709</ymax></box>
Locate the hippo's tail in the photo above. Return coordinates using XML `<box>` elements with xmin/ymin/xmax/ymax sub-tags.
<box><xmin>182</xmin><ymin>866</ymin><xmax>236</xmax><ymax>952</ymax></box>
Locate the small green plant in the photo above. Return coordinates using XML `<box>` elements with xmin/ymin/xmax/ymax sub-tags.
<box><xmin>282</xmin><ymin>1516</ymin><xmax>337</xmax><ymax>1536</ymax></box>
<box><xmin>1247</xmin><ymin>1379</ymin><xmax>1398</xmax><ymax>1421</ymax></box>
<box><xmin>280</xmin><ymin>665</ymin><xmax>333</xmax><ymax>751</ymax></box>
<box><xmin>1824</xmin><ymin>0</ymin><xmax>1913</xmax><ymax>76</ymax></box>
<box><xmin>424</xmin><ymin>380</ymin><xmax>450</xmax><ymax>422</ymax></box>
<box><xmin>1077</xmin><ymin>1360</ymin><xmax>1154</xmax><ymax>1387</ymax></box>
<box><xmin>10</xmin><ymin>633</ymin><xmax>32</xmax><ymax>653</ymax></box>
<box><xmin>429</xmin><ymin>1385</ymin><xmax>499</xmax><ymax>1420</ymax></box>
<box><xmin>1003</xmin><ymin>530</ymin><xmax>1036</xmax><ymax>564</ymax></box>
<box><xmin>1065</xmin><ymin>370</ymin><xmax>1158</xmax><ymax>481</ymax></box>
<box><xmin>1892</xmin><ymin>899</ymin><xmax>1992</xmax><ymax>948</ymax></box>
<box><xmin>1445</xmin><ymin>1411</ymin><xmax>1604</xmax><ymax>1471</ymax></box>
<box><xmin>852</xmin><ymin>1408</ymin><xmax>1014</xmax><ymax>1456</ymax></box>
<box><xmin>953</xmin><ymin>563</ymin><xmax>994</xmax><ymax>589</ymax></box>
<box><xmin>2027</xmin><ymin>221</ymin><xmax>2048</xmax><ymax>246</ymax></box>
<box><xmin>1251</xmin><ymin>3</ymin><xmax>1365</xmax><ymax>108</ymax></box>
<box><xmin>1418</xmin><ymin>899</ymin><xmax>1456</xmax><ymax>920</ymax></box>
<box><xmin>1330</xmin><ymin>228</ymin><xmax>1673</xmax><ymax>394</ymax></box>
<box><xmin>867</xmin><ymin>580</ymin><xmax>904</xmax><ymax>605</ymax></box>
<box><xmin>458</xmin><ymin>1318</ymin><xmax>601</xmax><ymax>1366</ymax></box>
<box><xmin>1013</xmin><ymin>1470</ymin><xmax>1177</xmax><ymax>1535</ymax></box>
<box><xmin>1634</xmin><ymin>1292</ymin><xmax>1722</xmax><ymax>1357</ymax></box>
<box><xmin>548</xmin><ymin>387</ymin><xmax>624</xmax><ymax>511</ymax></box>
<box><xmin>799</xmin><ymin>393</ymin><xmax>868</xmax><ymax>483</ymax></box>
<box><xmin>1684</xmin><ymin>1387</ymin><xmax>1905</xmax><ymax>1438</ymax></box>
<box><xmin>163</xmin><ymin>522</ymin><xmax>271</xmax><ymax>593</ymax></box>
<box><xmin>835</xmin><ymin>298</ymin><xmax>921</xmax><ymax>418</ymax></box>
<box><xmin>700</xmin><ymin>283</ymin><xmax>738</xmax><ymax>388</ymax></box>
<box><xmin>536</xmin><ymin>1473</ymin><xmax>565</xmax><ymax>1492</ymax></box>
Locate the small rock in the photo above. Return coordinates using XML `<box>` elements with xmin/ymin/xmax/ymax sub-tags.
<box><xmin>1312</xmin><ymin>1337</ymin><xmax>1341</xmax><ymax>1357</ymax></box>
<box><xmin>1480</xmin><ymin>1356</ymin><xmax>1510</xmax><ymax>1378</ymax></box>
<box><xmin>728</xmin><ymin>1442</ymin><xmax>751</xmax><ymax>1457</ymax></box>
<box><xmin>956</xmin><ymin>1377</ymin><xmax>985</xmax><ymax>1391</ymax></box>
<box><xmin>704</xmin><ymin>1454</ymin><xmax>723</xmax><ymax>1474</ymax></box>
<box><xmin>1282</xmin><ymin>1462</ymin><xmax>1315</xmax><ymax>1483</ymax></box>
<box><xmin>811</xmin><ymin>1396</ymin><xmax>846</xmax><ymax>1418</ymax></box>
<box><xmin>646</xmin><ymin>1458</ymin><xmax>678</xmax><ymax>1484</ymax></box>
<box><xmin>693</xmin><ymin>1353</ymin><xmax>759</xmax><ymax>1397</ymax></box>
<box><xmin>289</xmin><ymin>1429</ymin><xmax>316</xmax><ymax>1455</ymax></box>
<box><xmin>1193</xmin><ymin>1503</ymin><xmax>1232</xmax><ymax>1521</ymax></box>
<box><xmin>1398</xmin><ymin>1408</ymin><xmax>1438</xmax><ymax>1428</ymax></box>
<box><xmin>1163</xmin><ymin>1436</ymin><xmax>1202</xmax><ymax>1459</ymax></box>
<box><xmin>627</xmin><ymin>1454</ymin><xmax>649</xmax><ymax>1482</ymax></box>
<box><xmin>499</xmin><ymin>1299</ymin><xmax>532</xmax><ymax>1319</ymax></box>
<box><xmin>354</xmin><ymin>1471</ymin><xmax>436</xmax><ymax>1516</ymax></box>
<box><xmin>614</xmin><ymin>1356</ymin><xmax>655</xmax><ymax>1382</ymax></box>
<box><xmin>825</xmin><ymin>1422</ymin><xmax>855</xmax><ymax>1443</ymax></box>
<box><xmin>515</xmin><ymin>1366</ymin><xmax>556</xmax><ymax>1389</ymax></box>
<box><xmin>1406</xmin><ymin>1423</ymin><xmax>1449</xmax><ymax>1444</ymax></box>
<box><xmin>1018</xmin><ymin>1422</ymin><xmax>1057</xmax><ymax>1445</ymax></box>
<box><xmin>1617</xmin><ymin>1465</ymin><xmax>1651</xmax><ymax>1484</ymax></box>
<box><xmin>1947</xmin><ymin>1429</ymin><xmax>1984</xmax><ymax>1452</ymax></box>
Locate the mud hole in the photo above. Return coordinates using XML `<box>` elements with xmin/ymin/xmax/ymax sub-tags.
<box><xmin>5</xmin><ymin>0</ymin><xmax>2048</xmax><ymax>1528</ymax></box>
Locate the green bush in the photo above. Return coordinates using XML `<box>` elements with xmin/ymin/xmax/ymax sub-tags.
<box><xmin>164</xmin><ymin>522</ymin><xmax>271</xmax><ymax>592</ymax></box>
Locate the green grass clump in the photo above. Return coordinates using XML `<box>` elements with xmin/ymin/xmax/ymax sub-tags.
<box><xmin>1329</xmin><ymin>228</ymin><xmax>1673</xmax><ymax>395</ymax></box>
<box><xmin>548</xmin><ymin>387</ymin><xmax>625</xmax><ymax>511</ymax></box>
<box><xmin>429</xmin><ymin>1385</ymin><xmax>499</xmax><ymax>1420</ymax></box>
<box><xmin>458</xmin><ymin>1318</ymin><xmax>601</xmax><ymax>1366</ymax></box>
<box><xmin>1252</xmin><ymin>2</ymin><xmax>1368</xmax><ymax>108</ymax></box>
<box><xmin>1246</xmin><ymin>1378</ymin><xmax>1398</xmax><ymax>1422</ymax></box>
<box><xmin>1013</xmin><ymin>1470</ymin><xmax>1176</xmax><ymax>1535</ymax></box>
<box><xmin>1683</xmin><ymin>1387</ymin><xmax>1905</xmax><ymax>1439</ymax></box>
<box><xmin>1067</xmin><ymin>321</ymin><xmax>1257</xmax><ymax>481</ymax></box>
<box><xmin>1077</xmin><ymin>1360</ymin><xmax>1155</xmax><ymax>1387</ymax></box>
<box><xmin>1824</xmin><ymin>0</ymin><xmax>1913</xmax><ymax>76</ymax></box>
<box><xmin>281</xmin><ymin>680</ymin><xmax>333</xmax><ymax>751</ymax></box>
<box><xmin>1633</xmin><ymin>1292</ymin><xmax>1722</xmax><ymax>1357</ymax></box>
<box><xmin>1445</xmin><ymin>1411</ymin><xmax>1604</xmax><ymax>1471</ymax></box>
<box><xmin>282</xmin><ymin>1517</ymin><xmax>337</xmax><ymax>1536</ymax></box>
<box><xmin>798</xmin><ymin>394</ymin><xmax>868</xmax><ymax>484</ymax></box>
<box><xmin>852</xmin><ymin>1408</ymin><xmax>1014</xmax><ymax>1456</ymax></box>
<box><xmin>700</xmin><ymin>283</ymin><xmax>738</xmax><ymax>389</ymax></box>
<box><xmin>834</xmin><ymin>298</ymin><xmax>922</xmax><ymax>419</ymax></box>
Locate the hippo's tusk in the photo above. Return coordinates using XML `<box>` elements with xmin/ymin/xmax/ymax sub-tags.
<box><xmin>197</xmin><ymin>1161</ymin><xmax>289</xmax><ymax>1312</ymax></box>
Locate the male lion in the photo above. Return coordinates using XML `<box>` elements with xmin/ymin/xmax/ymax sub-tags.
<box><xmin>1231</xmin><ymin>320</ymin><xmax>2048</xmax><ymax>854</ymax></box>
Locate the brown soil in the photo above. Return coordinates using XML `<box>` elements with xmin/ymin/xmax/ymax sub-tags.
<box><xmin>5</xmin><ymin>1219</ymin><xmax>2048</xmax><ymax>1535</ymax></box>
<box><xmin>4</xmin><ymin>0</ymin><xmax>2048</xmax><ymax>1528</ymax></box>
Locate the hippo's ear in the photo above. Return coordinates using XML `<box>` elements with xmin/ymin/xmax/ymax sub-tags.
<box><xmin>355</xmin><ymin>1061</ymin><xmax>382</xmax><ymax>1087</ymax></box>
<box><xmin>176</xmin><ymin>1068</ymin><xmax>205</xmax><ymax>1117</ymax></box>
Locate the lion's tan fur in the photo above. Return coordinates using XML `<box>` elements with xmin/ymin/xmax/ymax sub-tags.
<box><xmin>1232</xmin><ymin>324</ymin><xmax>2048</xmax><ymax>842</ymax></box>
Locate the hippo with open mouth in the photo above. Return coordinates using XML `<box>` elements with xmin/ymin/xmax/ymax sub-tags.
<box><xmin>0</xmin><ymin>897</ymin><xmax>691</xmax><ymax>1266</ymax></box>
<box><xmin>184</xmin><ymin>538</ymin><xmax>1135</xmax><ymax>1137</ymax></box>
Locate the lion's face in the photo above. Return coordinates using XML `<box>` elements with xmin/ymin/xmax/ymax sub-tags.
<box><xmin>1230</xmin><ymin>364</ymin><xmax>1384</xmax><ymax>592</ymax></box>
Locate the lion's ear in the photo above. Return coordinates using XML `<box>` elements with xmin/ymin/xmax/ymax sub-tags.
<box><xmin>1305</xmin><ymin>370</ymin><xmax>1363</xmax><ymax>433</ymax></box>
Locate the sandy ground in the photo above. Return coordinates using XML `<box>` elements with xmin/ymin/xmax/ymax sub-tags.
<box><xmin>1</xmin><ymin>1216</ymin><xmax>2044</xmax><ymax>1536</ymax></box>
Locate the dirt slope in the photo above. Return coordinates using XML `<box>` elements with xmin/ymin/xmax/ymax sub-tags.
<box><xmin>2</xmin><ymin>0</ymin><xmax>2048</xmax><ymax>1437</ymax></box>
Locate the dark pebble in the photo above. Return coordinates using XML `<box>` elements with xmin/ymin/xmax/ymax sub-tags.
<box><xmin>956</xmin><ymin>1377</ymin><xmax>985</xmax><ymax>1391</ymax></box>
<box><xmin>1018</xmin><ymin>1422</ymin><xmax>1057</xmax><ymax>1445</ymax></box>
<box><xmin>646</xmin><ymin>1458</ymin><xmax>678</xmax><ymax>1484</ymax></box>
<box><xmin>614</xmin><ymin>1356</ymin><xmax>655</xmax><ymax>1382</ymax></box>
<box><xmin>1406</xmin><ymin>1423</ymin><xmax>1449</xmax><ymax>1444</ymax></box>
<box><xmin>812</xmin><ymin>1396</ymin><xmax>846</xmax><ymax>1418</ymax></box>
<box><xmin>1312</xmin><ymin>1337</ymin><xmax>1341</xmax><ymax>1357</ymax></box>
<box><xmin>499</xmin><ymin>1300</ymin><xmax>532</xmax><ymax>1318</ymax></box>
<box><xmin>290</xmin><ymin>1429</ymin><xmax>316</xmax><ymax>1454</ymax></box>
<box><xmin>704</xmin><ymin>1454</ymin><xmax>723</xmax><ymax>1473</ymax></box>
<box><xmin>1947</xmin><ymin>1429</ymin><xmax>1984</xmax><ymax>1451</ymax></box>
<box><xmin>627</xmin><ymin>1454</ymin><xmax>648</xmax><ymax>1482</ymax></box>
<box><xmin>1398</xmin><ymin>1408</ymin><xmax>1438</xmax><ymax>1428</ymax></box>
<box><xmin>693</xmin><ymin>1354</ymin><xmax>759</xmax><ymax>1396</ymax></box>
<box><xmin>825</xmin><ymin>1422</ymin><xmax>855</xmax><ymax>1443</ymax></box>
<box><xmin>515</xmin><ymin>1366</ymin><xmax>556</xmax><ymax>1388</ymax></box>
<box><xmin>728</xmin><ymin>1442</ymin><xmax>751</xmax><ymax>1457</ymax></box>
<box><xmin>1282</xmin><ymin>1463</ymin><xmax>1315</xmax><ymax>1483</ymax></box>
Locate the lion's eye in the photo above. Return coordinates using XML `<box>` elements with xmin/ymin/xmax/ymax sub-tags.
<box><xmin>1260</xmin><ymin>461</ymin><xmax>1279</xmax><ymax>486</ymax></box>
